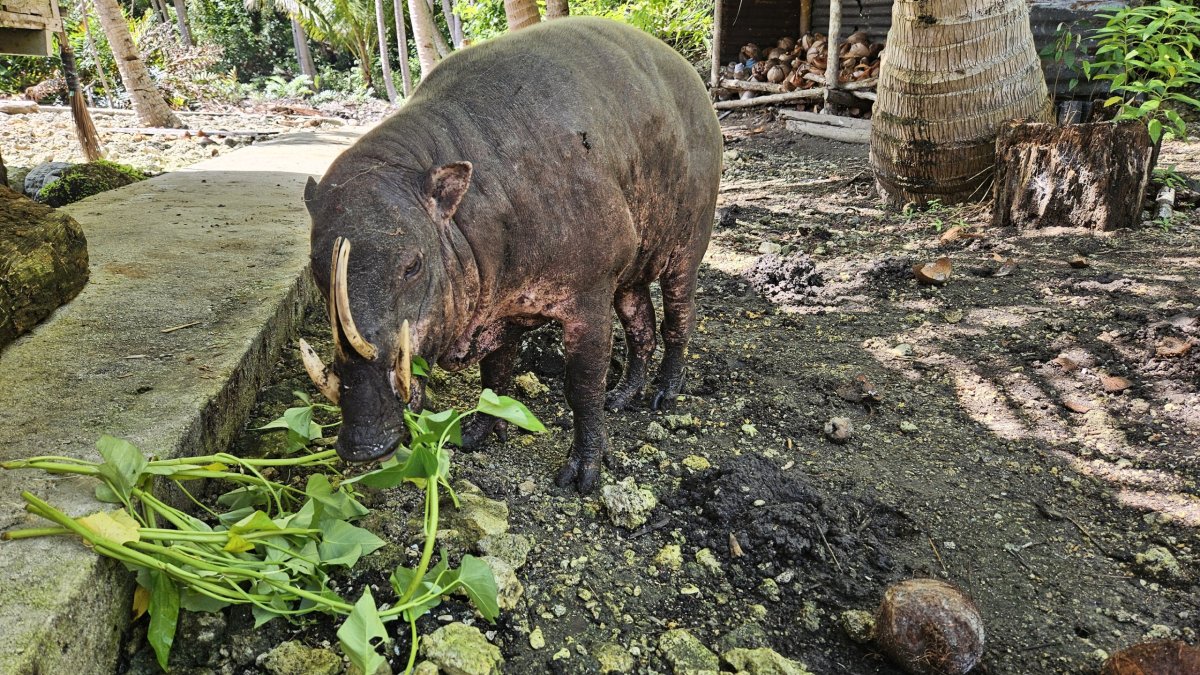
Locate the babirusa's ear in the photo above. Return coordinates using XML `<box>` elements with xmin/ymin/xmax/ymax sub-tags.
<box><xmin>304</xmin><ymin>176</ymin><xmax>318</xmax><ymax>210</ymax></box>
<box><xmin>423</xmin><ymin>162</ymin><xmax>473</xmax><ymax>222</ymax></box>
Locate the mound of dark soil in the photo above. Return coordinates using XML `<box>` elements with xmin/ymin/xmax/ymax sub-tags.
<box><xmin>745</xmin><ymin>252</ymin><xmax>824</xmax><ymax>304</ymax></box>
<box><xmin>670</xmin><ymin>456</ymin><xmax>914</xmax><ymax>600</ymax></box>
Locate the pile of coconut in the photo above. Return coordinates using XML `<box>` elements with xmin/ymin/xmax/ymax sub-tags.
<box><xmin>713</xmin><ymin>31</ymin><xmax>884</xmax><ymax>115</ymax></box>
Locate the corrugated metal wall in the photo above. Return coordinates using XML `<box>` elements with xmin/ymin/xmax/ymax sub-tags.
<box><xmin>716</xmin><ymin>0</ymin><xmax>1125</xmax><ymax>96</ymax></box>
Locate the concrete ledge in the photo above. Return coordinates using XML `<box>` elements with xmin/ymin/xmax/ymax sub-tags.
<box><xmin>0</xmin><ymin>127</ymin><xmax>364</xmax><ymax>674</ymax></box>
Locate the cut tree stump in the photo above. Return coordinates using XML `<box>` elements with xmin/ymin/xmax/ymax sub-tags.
<box><xmin>0</xmin><ymin>185</ymin><xmax>89</xmax><ymax>351</ymax></box>
<box><xmin>992</xmin><ymin>120</ymin><xmax>1152</xmax><ymax>231</ymax></box>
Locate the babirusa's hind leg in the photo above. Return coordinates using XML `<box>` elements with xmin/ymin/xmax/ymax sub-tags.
<box><xmin>653</xmin><ymin>256</ymin><xmax>702</xmax><ymax>411</ymax></box>
<box><xmin>606</xmin><ymin>285</ymin><xmax>656</xmax><ymax>412</ymax></box>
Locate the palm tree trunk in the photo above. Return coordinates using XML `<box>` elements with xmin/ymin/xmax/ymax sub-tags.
<box><xmin>408</xmin><ymin>0</ymin><xmax>440</xmax><ymax>78</ymax></box>
<box><xmin>92</xmin><ymin>0</ymin><xmax>183</xmax><ymax>128</ymax></box>
<box><xmin>869</xmin><ymin>0</ymin><xmax>1051</xmax><ymax>206</ymax></box>
<box><xmin>545</xmin><ymin>0</ymin><xmax>568</xmax><ymax>19</ymax></box>
<box><xmin>290</xmin><ymin>17</ymin><xmax>317</xmax><ymax>81</ymax></box>
<box><xmin>504</xmin><ymin>0</ymin><xmax>539</xmax><ymax>31</ymax></box>
<box><xmin>79</xmin><ymin>0</ymin><xmax>117</xmax><ymax>107</ymax></box>
<box><xmin>440</xmin><ymin>0</ymin><xmax>463</xmax><ymax>46</ymax></box>
<box><xmin>171</xmin><ymin>0</ymin><xmax>192</xmax><ymax>46</ymax></box>
<box><xmin>393</xmin><ymin>0</ymin><xmax>413</xmax><ymax>96</ymax></box>
<box><xmin>374</xmin><ymin>0</ymin><xmax>398</xmax><ymax>102</ymax></box>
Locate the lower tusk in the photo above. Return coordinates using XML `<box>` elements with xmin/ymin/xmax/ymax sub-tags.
<box><xmin>392</xmin><ymin>319</ymin><xmax>413</xmax><ymax>403</ymax></box>
<box><xmin>299</xmin><ymin>338</ymin><xmax>340</xmax><ymax>404</ymax></box>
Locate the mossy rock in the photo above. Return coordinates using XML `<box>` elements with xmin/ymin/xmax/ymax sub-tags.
<box><xmin>36</xmin><ymin>160</ymin><xmax>146</xmax><ymax>207</ymax></box>
<box><xmin>1</xmin><ymin>185</ymin><xmax>89</xmax><ymax>350</ymax></box>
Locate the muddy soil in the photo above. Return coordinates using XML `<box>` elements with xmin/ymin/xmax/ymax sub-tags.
<box><xmin>123</xmin><ymin>115</ymin><xmax>1199</xmax><ymax>674</ymax></box>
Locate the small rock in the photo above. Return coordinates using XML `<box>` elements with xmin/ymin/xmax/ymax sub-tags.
<box><xmin>892</xmin><ymin>343</ymin><xmax>914</xmax><ymax>358</ymax></box>
<box><xmin>715</xmin><ymin>622</ymin><xmax>770</xmax><ymax>653</ymax></box>
<box><xmin>260</xmin><ymin>640</ymin><xmax>342</xmax><ymax>675</ymax></box>
<box><xmin>445</xmin><ymin>486</ymin><xmax>509</xmax><ymax>541</ymax></box>
<box><xmin>683</xmin><ymin>455</ymin><xmax>711</xmax><ymax>471</ymax></box>
<box><xmin>552</xmin><ymin>648</ymin><xmax>571</xmax><ymax>660</ymax></box>
<box><xmin>741</xmin><ymin>423</ymin><xmax>758</xmax><ymax>437</ymax></box>
<box><xmin>1136</xmin><ymin>546</ymin><xmax>1184</xmax><ymax>583</ymax></box>
<box><xmin>413</xmin><ymin>661</ymin><xmax>439</xmax><ymax>675</ymax></box>
<box><xmin>664</xmin><ymin>414</ymin><xmax>701</xmax><ymax>431</ymax></box>
<box><xmin>529</xmin><ymin>627</ymin><xmax>546</xmax><ymax>650</ymax></box>
<box><xmin>758</xmin><ymin>241</ymin><xmax>782</xmax><ymax>255</ymax></box>
<box><xmin>645</xmin><ymin>421</ymin><xmax>671</xmax><ymax>442</ymax></box>
<box><xmin>823</xmin><ymin>416</ymin><xmax>853</xmax><ymax>444</ymax></box>
<box><xmin>514</xmin><ymin>372</ymin><xmax>549</xmax><ymax>397</ymax></box>
<box><xmin>476</xmin><ymin>533</ymin><xmax>533</xmax><ymax>570</ymax></box>
<box><xmin>797</xmin><ymin>600</ymin><xmax>821</xmax><ymax>632</ymax></box>
<box><xmin>517</xmin><ymin>479</ymin><xmax>536</xmax><ymax>495</ymax></box>
<box><xmin>758</xmin><ymin>577</ymin><xmax>781</xmax><ymax>602</ymax></box>
<box><xmin>422</xmin><ymin>623</ymin><xmax>503</xmax><ymax>675</ymax></box>
<box><xmin>839</xmin><ymin>610</ymin><xmax>876</xmax><ymax>644</ymax></box>
<box><xmin>594</xmin><ymin>642</ymin><xmax>635</xmax><ymax>673</ymax></box>
<box><xmin>479</xmin><ymin>555</ymin><xmax>524</xmax><ymax>610</ymax></box>
<box><xmin>655</xmin><ymin>544</ymin><xmax>683</xmax><ymax>570</ymax></box>
<box><xmin>600</xmin><ymin>477</ymin><xmax>658</xmax><ymax>529</ymax></box>
<box><xmin>722</xmin><ymin>647</ymin><xmax>813</xmax><ymax>675</ymax></box>
<box><xmin>695</xmin><ymin>548</ymin><xmax>723</xmax><ymax>576</ymax></box>
<box><xmin>899</xmin><ymin>421</ymin><xmax>918</xmax><ymax>434</ymax></box>
<box><xmin>658</xmin><ymin>629</ymin><xmax>720</xmax><ymax>674</ymax></box>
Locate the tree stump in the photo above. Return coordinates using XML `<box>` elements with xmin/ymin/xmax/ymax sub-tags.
<box><xmin>1</xmin><ymin>185</ymin><xmax>89</xmax><ymax>351</ymax></box>
<box><xmin>991</xmin><ymin>120</ymin><xmax>1152</xmax><ymax>231</ymax></box>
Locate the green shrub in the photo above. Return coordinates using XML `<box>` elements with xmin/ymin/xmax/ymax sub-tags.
<box><xmin>37</xmin><ymin>161</ymin><xmax>147</xmax><ymax>208</ymax></box>
<box><xmin>1085</xmin><ymin>0</ymin><xmax>1200</xmax><ymax>142</ymax></box>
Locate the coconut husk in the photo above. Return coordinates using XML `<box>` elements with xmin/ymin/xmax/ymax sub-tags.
<box><xmin>740</xmin><ymin>43</ymin><xmax>760</xmax><ymax>63</ymax></box>
<box><xmin>846</xmin><ymin>30</ymin><xmax>869</xmax><ymax>44</ymax></box>
<box><xmin>767</xmin><ymin>47</ymin><xmax>789</xmax><ymax>60</ymax></box>
<box><xmin>848</xmin><ymin>42</ymin><xmax>871</xmax><ymax>58</ymax></box>
<box><xmin>778</xmin><ymin>36</ymin><xmax>796</xmax><ymax>51</ymax></box>
<box><xmin>767</xmin><ymin>65</ymin><xmax>786</xmax><ymax>83</ymax></box>
<box><xmin>751</xmin><ymin>60</ymin><xmax>770</xmax><ymax>81</ymax></box>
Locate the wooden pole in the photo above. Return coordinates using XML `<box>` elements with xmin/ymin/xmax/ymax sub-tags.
<box><xmin>711</xmin><ymin>0</ymin><xmax>723</xmax><ymax>88</ymax></box>
<box><xmin>822</xmin><ymin>0</ymin><xmax>842</xmax><ymax>115</ymax></box>
<box><xmin>713</xmin><ymin>88</ymin><xmax>826</xmax><ymax>110</ymax></box>
<box><xmin>800</xmin><ymin>0</ymin><xmax>812</xmax><ymax>34</ymax></box>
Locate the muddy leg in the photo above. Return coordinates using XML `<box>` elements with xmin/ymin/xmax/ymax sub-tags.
<box><xmin>462</xmin><ymin>324</ymin><xmax>524</xmax><ymax>449</ymax></box>
<box><xmin>653</xmin><ymin>258</ymin><xmax>702</xmax><ymax>411</ymax></box>
<box><xmin>605</xmin><ymin>285</ymin><xmax>657</xmax><ymax>412</ymax></box>
<box><xmin>555</xmin><ymin>298</ymin><xmax>614</xmax><ymax>492</ymax></box>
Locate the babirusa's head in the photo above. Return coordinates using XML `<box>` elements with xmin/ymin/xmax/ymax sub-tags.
<box><xmin>300</xmin><ymin>161</ymin><xmax>474</xmax><ymax>463</ymax></box>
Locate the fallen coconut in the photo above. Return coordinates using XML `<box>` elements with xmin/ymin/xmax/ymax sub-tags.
<box><xmin>1100</xmin><ymin>640</ymin><xmax>1200</xmax><ymax>675</ymax></box>
<box><xmin>875</xmin><ymin>578</ymin><xmax>985</xmax><ymax>675</ymax></box>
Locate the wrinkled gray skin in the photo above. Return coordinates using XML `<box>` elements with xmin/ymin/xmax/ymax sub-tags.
<box><xmin>304</xmin><ymin>17</ymin><xmax>722</xmax><ymax>492</ymax></box>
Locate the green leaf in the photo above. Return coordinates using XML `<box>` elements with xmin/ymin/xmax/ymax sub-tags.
<box><xmin>147</xmin><ymin>570</ymin><xmax>181</xmax><ymax>671</ymax></box>
<box><xmin>337</xmin><ymin>587</ymin><xmax>390</xmax><ymax>675</ymax></box>
<box><xmin>95</xmin><ymin>436</ymin><xmax>148</xmax><ymax>505</ymax></box>
<box><xmin>179</xmin><ymin>588</ymin><xmax>230</xmax><ymax>613</ymax></box>
<box><xmin>421</xmin><ymin>409</ymin><xmax>462</xmax><ymax>447</ymax></box>
<box><xmin>452</xmin><ymin>555</ymin><xmax>500</xmax><ymax>622</ymax></box>
<box><xmin>1104</xmin><ymin>95</ymin><xmax>1123</xmax><ymax>108</ymax></box>
<box><xmin>306</xmin><ymin>474</ymin><xmax>369</xmax><ymax>522</ymax></box>
<box><xmin>412</xmin><ymin>355</ymin><xmax>430</xmax><ymax>377</ymax></box>
<box><xmin>229</xmin><ymin>510</ymin><xmax>281</xmax><ymax>534</ymax></box>
<box><xmin>475</xmin><ymin>389</ymin><xmax>546</xmax><ymax>433</ymax></box>
<box><xmin>1148</xmin><ymin>118</ymin><xmax>1163</xmax><ymax>143</ymax></box>
<box><xmin>318</xmin><ymin>519</ymin><xmax>385</xmax><ymax>567</ymax></box>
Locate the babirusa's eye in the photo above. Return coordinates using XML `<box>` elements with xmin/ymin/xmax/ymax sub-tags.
<box><xmin>404</xmin><ymin>257</ymin><xmax>422</xmax><ymax>280</ymax></box>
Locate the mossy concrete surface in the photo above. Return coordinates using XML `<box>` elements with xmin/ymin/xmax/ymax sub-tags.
<box><xmin>0</xmin><ymin>127</ymin><xmax>364</xmax><ymax>675</ymax></box>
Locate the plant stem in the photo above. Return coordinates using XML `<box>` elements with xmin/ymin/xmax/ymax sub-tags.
<box><xmin>2</xmin><ymin>527</ymin><xmax>71</xmax><ymax>540</ymax></box>
<box><xmin>397</xmin><ymin>481</ymin><xmax>439</xmax><ymax>605</ymax></box>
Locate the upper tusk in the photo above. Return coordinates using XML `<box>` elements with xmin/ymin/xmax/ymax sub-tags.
<box><xmin>393</xmin><ymin>319</ymin><xmax>412</xmax><ymax>402</ymax></box>
<box><xmin>328</xmin><ymin>237</ymin><xmax>343</xmax><ymax>356</ymax></box>
<box><xmin>298</xmin><ymin>338</ymin><xmax>340</xmax><ymax>403</ymax></box>
<box><xmin>333</xmin><ymin>238</ymin><xmax>379</xmax><ymax>361</ymax></box>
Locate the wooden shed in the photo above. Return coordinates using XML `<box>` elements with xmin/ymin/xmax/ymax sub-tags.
<box><xmin>711</xmin><ymin>0</ymin><xmax>1123</xmax><ymax>99</ymax></box>
<box><xmin>0</xmin><ymin>0</ymin><xmax>62</xmax><ymax>57</ymax></box>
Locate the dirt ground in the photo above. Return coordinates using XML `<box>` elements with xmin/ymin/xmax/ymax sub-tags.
<box><xmin>122</xmin><ymin>115</ymin><xmax>1199</xmax><ymax>674</ymax></box>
